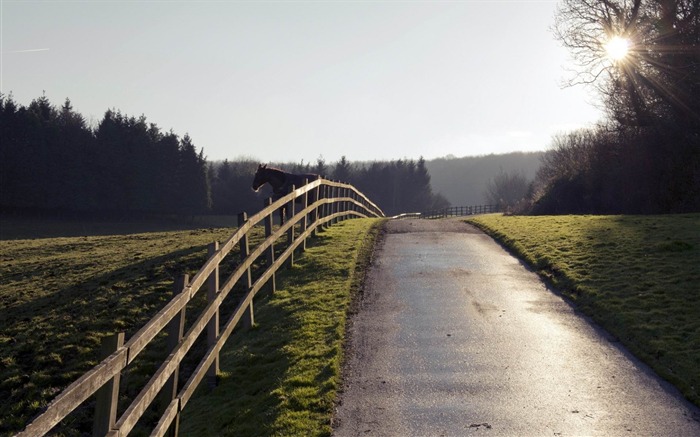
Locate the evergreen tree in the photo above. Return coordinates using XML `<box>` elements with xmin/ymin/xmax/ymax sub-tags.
<box><xmin>25</xmin><ymin>95</ymin><xmax>59</xmax><ymax>209</ymax></box>
<box><xmin>211</xmin><ymin>159</ymin><xmax>238</xmax><ymax>214</ymax></box>
<box><xmin>315</xmin><ymin>155</ymin><xmax>328</xmax><ymax>177</ymax></box>
<box><xmin>333</xmin><ymin>156</ymin><xmax>353</xmax><ymax>183</ymax></box>
<box><xmin>56</xmin><ymin>98</ymin><xmax>96</xmax><ymax>210</ymax></box>
<box><xmin>0</xmin><ymin>94</ymin><xmax>23</xmax><ymax>209</ymax></box>
<box><xmin>177</xmin><ymin>134</ymin><xmax>211</xmax><ymax>214</ymax></box>
<box><xmin>156</xmin><ymin>131</ymin><xmax>184</xmax><ymax>213</ymax></box>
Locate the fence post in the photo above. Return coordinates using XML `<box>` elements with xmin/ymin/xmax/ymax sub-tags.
<box><xmin>319</xmin><ymin>184</ymin><xmax>327</xmax><ymax>231</ymax></box>
<box><xmin>325</xmin><ymin>184</ymin><xmax>331</xmax><ymax>227</ymax></box>
<box><xmin>263</xmin><ymin>198</ymin><xmax>276</xmax><ymax>295</ymax></box>
<box><xmin>338</xmin><ymin>186</ymin><xmax>342</xmax><ymax>221</ymax></box>
<box><xmin>160</xmin><ymin>274</ymin><xmax>188</xmax><ymax>437</ymax></box>
<box><xmin>343</xmin><ymin>186</ymin><xmax>348</xmax><ymax>219</ymax></box>
<box><xmin>326</xmin><ymin>184</ymin><xmax>333</xmax><ymax>227</ymax></box>
<box><xmin>301</xmin><ymin>179</ymin><xmax>309</xmax><ymax>252</ymax></box>
<box><xmin>311</xmin><ymin>183</ymin><xmax>320</xmax><ymax>237</ymax></box>
<box><xmin>286</xmin><ymin>185</ymin><xmax>295</xmax><ymax>269</ymax></box>
<box><xmin>342</xmin><ymin>186</ymin><xmax>349</xmax><ymax>221</ymax></box>
<box><xmin>238</xmin><ymin>213</ymin><xmax>254</xmax><ymax>329</ymax></box>
<box><xmin>328</xmin><ymin>184</ymin><xmax>335</xmax><ymax>225</ymax></box>
<box><xmin>207</xmin><ymin>241</ymin><xmax>220</xmax><ymax>388</ymax></box>
<box><xmin>330</xmin><ymin>184</ymin><xmax>338</xmax><ymax>225</ymax></box>
<box><xmin>314</xmin><ymin>184</ymin><xmax>326</xmax><ymax>230</ymax></box>
<box><xmin>351</xmin><ymin>189</ymin><xmax>358</xmax><ymax>217</ymax></box>
<box><xmin>336</xmin><ymin>185</ymin><xmax>342</xmax><ymax>223</ymax></box>
<box><xmin>92</xmin><ymin>332</ymin><xmax>124</xmax><ymax>437</ymax></box>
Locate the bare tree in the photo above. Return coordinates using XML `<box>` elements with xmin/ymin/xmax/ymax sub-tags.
<box><xmin>553</xmin><ymin>0</ymin><xmax>700</xmax><ymax>128</ymax></box>
<box><xmin>484</xmin><ymin>170</ymin><xmax>530</xmax><ymax>212</ymax></box>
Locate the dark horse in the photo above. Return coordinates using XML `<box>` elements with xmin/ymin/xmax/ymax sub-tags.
<box><xmin>251</xmin><ymin>164</ymin><xmax>321</xmax><ymax>223</ymax></box>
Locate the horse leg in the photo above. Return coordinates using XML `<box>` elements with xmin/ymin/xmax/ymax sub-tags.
<box><xmin>279</xmin><ymin>204</ymin><xmax>286</xmax><ymax>226</ymax></box>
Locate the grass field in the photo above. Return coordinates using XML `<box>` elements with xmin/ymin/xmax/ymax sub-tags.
<box><xmin>0</xmin><ymin>217</ymin><xmax>382</xmax><ymax>436</ymax></box>
<box><xmin>467</xmin><ymin>214</ymin><xmax>700</xmax><ymax>407</ymax></box>
<box><xmin>1</xmin><ymin>225</ymin><xmax>239</xmax><ymax>435</ymax></box>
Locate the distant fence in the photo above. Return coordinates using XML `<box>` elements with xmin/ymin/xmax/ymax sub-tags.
<box><xmin>420</xmin><ymin>204</ymin><xmax>500</xmax><ymax>219</ymax></box>
<box><xmin>392</xmin><ymin>205</ymin><xmax>500</xmax><ymax>220</ymax></box>
<box><xmin>18</xmin><ymin>179</ymin><xmax>383</xmax><ymax>437</ymax></box>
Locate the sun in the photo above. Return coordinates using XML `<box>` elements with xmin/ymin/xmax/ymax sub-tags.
<box><xmin>605</xmin><ymin>36</ymin><xmax>630</xmax><ymax>61</ymax></box>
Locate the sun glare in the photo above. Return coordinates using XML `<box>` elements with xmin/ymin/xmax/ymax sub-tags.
<box><xmin>605</xmin><ymin>36</ymin><xmax>630</xmax><ymax>61</ymax></box>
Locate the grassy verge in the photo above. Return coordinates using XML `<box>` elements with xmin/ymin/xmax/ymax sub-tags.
<box><xmin>467</xmin><ymin>214</ymin><xmax>700</xmax><ymax>406</ymax></box>
<box><xmin>179</xmin><ymin>218</ymin><xmax>383</xmax><ymax>436</ymax></box>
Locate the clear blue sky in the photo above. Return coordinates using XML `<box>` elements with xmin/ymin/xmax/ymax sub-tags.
<box><xmin>1</xmin><ymin>0</ymin><xmax>602</xmax><ymax>163</ymax></box>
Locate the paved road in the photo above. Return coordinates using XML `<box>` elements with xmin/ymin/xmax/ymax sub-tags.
<box><xmin>333</xmin><ymin>219</ymin><xmax>700</xmax><ymax>436</ymax></box>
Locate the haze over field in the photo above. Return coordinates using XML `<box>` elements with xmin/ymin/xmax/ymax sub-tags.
<box><xmin>2</xmin><ymin>1</ymin><xmax>602</xmax><ymax>163</ymax></box>
<box><xmin>426</xmin><ymin>152</ymin><xmax>543</xmax><ymax>206</ymax></box>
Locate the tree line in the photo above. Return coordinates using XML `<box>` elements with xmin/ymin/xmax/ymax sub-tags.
<box><xmin>1</xmin><ymin>94</ymin><xmax>448</xmax><ymax>219</ymax></box>
<box><xmin>210</xmin><ymin>156</ymin><xmax>450</xmax><ymax>217</ymax></box>
<box><xmin>1</xmin><ymin>94</ymin><xmax>210</xmax><ymax>216</ymax></box>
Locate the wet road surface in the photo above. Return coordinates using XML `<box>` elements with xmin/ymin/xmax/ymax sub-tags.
<box><xmin>333</xmin><ymin>219</ymin><xmax>700</xmax><ymax>436</ymax></box>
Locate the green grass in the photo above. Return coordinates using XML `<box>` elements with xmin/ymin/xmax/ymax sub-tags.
<box><xmin>179</xmin><ymin>218</ymin><xmax>383</xmax><ymax>436</ymax></box>
<box><xmin>0</xmin><ymin>218</ymin><xmax>382</xmax><ymax>436</ymax></box>
<box><xmin>467</xmin><ymin>213</ymin><xmax>700</xmax><ymax>406</ymax></box>
<box><xmin>0</xmin><ymin>226</ymin><xmax>241</xmax><ymax>435</ymax></box>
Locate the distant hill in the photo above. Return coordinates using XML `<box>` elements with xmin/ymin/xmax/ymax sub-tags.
<box><xmin>425</xmin><ymin>152</ymin><xmax>544</xmax><ymax>207</ymax></box>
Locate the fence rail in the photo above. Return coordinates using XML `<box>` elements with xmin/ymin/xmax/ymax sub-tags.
<box><xmin>18</xmin><ymin>179</ymin><xmax>383</xmax><ymax>437</ymax></box>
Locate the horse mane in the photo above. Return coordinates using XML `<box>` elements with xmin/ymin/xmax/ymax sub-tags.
<box><xmin>263</xmin><ymin>165</ymin><xmax>286</xmax><ymax>173</ymax></box>
<box><xmin>260</xmin><ymin>165</ymin><xmax>321</xmax><ymax>179</ymax></box>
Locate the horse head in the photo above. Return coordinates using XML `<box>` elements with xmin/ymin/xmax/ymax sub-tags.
<box><xmin>251</xmin><ymin>164</ymin><xmax>268</xmax><ymax>192</ymax></box>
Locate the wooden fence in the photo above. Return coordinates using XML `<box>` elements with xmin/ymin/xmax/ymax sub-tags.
<box><xmin>18</xmin><ymin>179</ymin><xmax>383</xmax><ymax>437</ymax></box>
<box><xmin>419</xmin><ymin>204</ymin><xmax>500</xmax><ymax>219</ymax></box>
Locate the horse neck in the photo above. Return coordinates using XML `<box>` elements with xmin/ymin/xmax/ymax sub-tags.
<box><xmin>265</xmin><ymin>168</ymin><xmax>287</xmax><ymax>192</ymax></box>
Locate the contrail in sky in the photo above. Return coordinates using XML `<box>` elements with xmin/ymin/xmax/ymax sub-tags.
<box><xmin>4</xmin><ymin>48</ymin><xmax>50</xmax><ymax>54</ymax></box>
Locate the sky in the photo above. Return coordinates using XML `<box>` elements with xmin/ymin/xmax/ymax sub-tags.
<box><xmin>1</xmin><ymin>0</ymin><xmax>603</xmax><ymax>164</ymax></box>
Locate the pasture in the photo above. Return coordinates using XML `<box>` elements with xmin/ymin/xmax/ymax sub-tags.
<box><xmin>467</xmin><ymin>214</ymin><xmax>700</xmax><ymax>407</ymax></box>
<box><xmin>0</xmin><ymin>218</ymin><xmax>382</xmax><ymax>435</ymax></box>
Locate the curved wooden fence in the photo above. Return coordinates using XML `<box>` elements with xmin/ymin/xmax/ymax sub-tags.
<box><xmin>18</xmin><ymin>179</ymin><xmax>383</xmax><ymax>437</ymax></box>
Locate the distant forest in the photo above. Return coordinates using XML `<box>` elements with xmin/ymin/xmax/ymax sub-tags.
<box><xmin>1</xmin><ymin>95</ymin><xmax>210</xmax><ymax>216</ymax></box>
<box><xmin>211</xmin><ymin>157</ymin><xmax>450</xmax><ymax>217</ymax></box>
<box><xmin>0</xmin><ymin>94</ymin><xmax>455</xmax><ymax>218</ymax></box>
<box><xmin>426</xmin><ymin>152</ymin><xmax>544</xmax><ymax>207</ymax></box>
